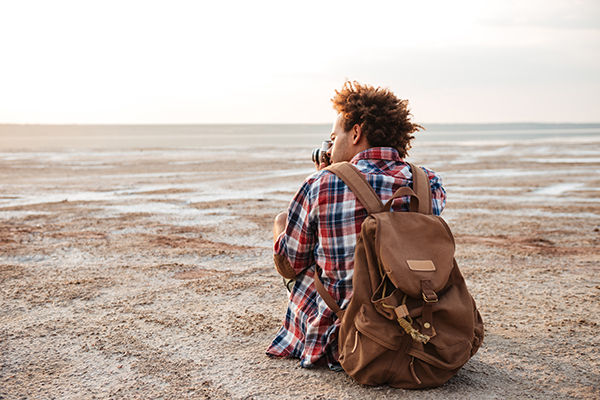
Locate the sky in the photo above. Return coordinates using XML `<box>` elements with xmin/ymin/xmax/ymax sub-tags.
<box><xmin>0</xmin><ymin>0</ymin><xmax>599</xmax><ymax>124</ymax></box>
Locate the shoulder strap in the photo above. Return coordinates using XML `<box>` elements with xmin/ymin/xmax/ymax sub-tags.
<box><xmin>316</xmin><ymin>161</ymin><xmax>382</xmax><ymax>319</ymax></box>
<box><xmin>325</xmin><ymin>162</ymin><xmax>384</xmax><ymax>214</ymax></box>
<box><xmin>313</xmin><ymin>271</ymin><xmax>345</xmax><ymax>320</ymax></box>
<box><xmin>407</xmin><ymin>162</ymin><xmax>432</xmax><ymax>215</ymax></box>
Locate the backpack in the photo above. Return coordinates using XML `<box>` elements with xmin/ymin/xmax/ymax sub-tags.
<box><xmin>313</xmin><ymin>161</ymin><xmax>484</xmax><ymax>388</ymax></box>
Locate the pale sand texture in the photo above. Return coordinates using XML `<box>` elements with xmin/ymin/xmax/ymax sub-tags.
<box><xmin>1</xmin><ymin>132</ymin><xmax>599</xmax><ymax>399</ymax></box>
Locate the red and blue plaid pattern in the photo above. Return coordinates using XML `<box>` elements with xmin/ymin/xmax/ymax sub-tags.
<box><xmin>266</xmin><ymin>147</ymin><xmax>446</xmax><ymax>369</ymax></box>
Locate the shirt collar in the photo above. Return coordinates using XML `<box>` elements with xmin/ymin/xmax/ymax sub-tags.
<box><xmin>350</xmin><ymin>147</ymin><xmax>404</xmax><ymax>164</ymax></box>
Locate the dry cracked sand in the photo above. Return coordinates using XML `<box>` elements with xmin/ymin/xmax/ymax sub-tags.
<box><xmin>1</xmin><ymin>130</ymin><xmax>599</xmax><ymax>399</ymax></box>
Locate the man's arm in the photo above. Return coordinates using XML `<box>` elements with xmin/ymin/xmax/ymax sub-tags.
<box><xmin>271</xmin><ymin>174</ymin><xmax>321</xmax><ymax>281</ymax></box>
<box><xmin>272</xmin><ymin>211</ymin><xmax>297</xmax><ymax>280</ymax></box>
<box><xmin>273</xmin><ymin>160</ymin><xmax>323</xmax><ymax>244</ymax></box>
<box><xmin>423</xmin><ymin>167</ymin><xmax>446</xmax><ymax>216</ymax></box>
<box><xmin>273</xmin><ymin>212</ymin><xmax>286</xmax><ymax>242</ymax></box>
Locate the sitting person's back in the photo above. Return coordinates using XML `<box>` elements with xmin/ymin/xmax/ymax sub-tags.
<box><xmin>267</xmin><ymin>81</ymin><xmax>446</xmax><ymax>370</ymax></box>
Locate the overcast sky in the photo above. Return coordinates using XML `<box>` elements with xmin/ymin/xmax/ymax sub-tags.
<box><xmin>0</xmin><ymin>0</ymin><xmax>598</xmax><ymax>124</ymax></box>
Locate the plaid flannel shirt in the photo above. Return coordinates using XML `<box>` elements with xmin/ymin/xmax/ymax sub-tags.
<box><xmin>266</xmin><ymin>147</ymin><xmax>446</xmax><ymax>369</ymax></box>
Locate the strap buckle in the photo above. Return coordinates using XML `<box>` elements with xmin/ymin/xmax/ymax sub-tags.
<box><xmin>422</xmin><ymin>291</ymin><xmax>438</xmax><ymax>303</ymax></box>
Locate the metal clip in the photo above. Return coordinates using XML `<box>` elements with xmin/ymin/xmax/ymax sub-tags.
<box><xmin>422</xmin><ymin>292</ymin><xmax>438</xmax><ymax>303</ymax></box>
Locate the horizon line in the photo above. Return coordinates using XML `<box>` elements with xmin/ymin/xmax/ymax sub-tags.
<box><xmin>2</xmin><ymin>121</ymin><xmax>600</xmax><ymax>126</ymax></box>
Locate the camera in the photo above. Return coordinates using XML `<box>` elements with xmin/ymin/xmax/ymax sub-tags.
<box><xmin>311</xmin><ymin>140</ymin><xmax>332</xmax><ymax>166</ymax></box>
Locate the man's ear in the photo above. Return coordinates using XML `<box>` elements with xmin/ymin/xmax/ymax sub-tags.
<box><xmin>352</xmin><ymin>124</ymin><xmax>362</xmax><ymax>145</ymax></box>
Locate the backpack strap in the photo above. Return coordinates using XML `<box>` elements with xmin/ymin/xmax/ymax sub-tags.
<box><xmin>315</xmin><ymin>161</ymin><xmax>381</xmax><ymax>320</ymax></box>
<box><xmin>313</xmin><ymin>270</ymin><xmax>345</xmax><ymax>320</ymax></box>
<box><xmin>407</xmin><ymin>163</ymin><xmax>432</xmax><ymax>215</ymax></box>
<box><xmin>325</xmin><ymin>162</ymin><xmax>384</xmax><ymax>215</ymax></box>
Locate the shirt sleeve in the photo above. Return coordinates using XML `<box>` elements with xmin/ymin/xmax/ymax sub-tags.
<box><xmin>273</xmin><ymin>175</ymin><xmax>320</xmax><ymax>278</ymax></box>
<box><xmin>422</xmin><ymin>167</ymin><xmax>447</xmax><ymax>216</ymax></box>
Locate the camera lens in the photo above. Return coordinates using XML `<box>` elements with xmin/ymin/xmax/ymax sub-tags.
<box><xmin>312</xmin><ymin>140</ymin><xmax>332</xmax><ymax>165</ymax></box>
<box><xmin>312</xmin><ymin>148</ymin><xmax>321</xmax><ymax>164</ymax></box>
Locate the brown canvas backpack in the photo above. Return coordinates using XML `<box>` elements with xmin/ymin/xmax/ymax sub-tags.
<box><xmin>314</xmin><ymin>161</ymin><xmax>484</xmax><ymax>388</ymax></box>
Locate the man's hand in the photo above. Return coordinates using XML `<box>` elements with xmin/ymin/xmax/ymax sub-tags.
<box><xmin>314</xmin><ymin>160</ymin><xmax>330</xmax><ymax>171</ymax></box>
<box><xmin>273</xmin><ymin>212</ymin><xmax>287</xmax><ymax>242</ymax></box>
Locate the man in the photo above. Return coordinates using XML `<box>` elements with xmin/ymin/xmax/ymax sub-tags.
<box><xmin>266</xmin><ymin>81</ymin><xmax>446</xmax><ymax>370</ymax></box>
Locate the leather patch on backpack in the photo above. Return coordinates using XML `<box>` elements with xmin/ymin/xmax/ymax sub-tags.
<box><xmin>407</xmin><ymin>260</ymin><xmax>436</xmax><ymax>271</ymax></box>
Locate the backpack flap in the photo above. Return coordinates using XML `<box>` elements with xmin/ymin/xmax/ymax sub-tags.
<box><xmin>375</xmin><ymin>212</ymin><xmax>455</xmax><ymax>298</ymax></box>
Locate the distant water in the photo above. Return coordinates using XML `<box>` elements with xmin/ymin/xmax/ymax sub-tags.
<box><xmin>0</xmin><ymin>123</ymin><xmax>599</xmax><ymax>150</ymax></box>
<box><xmin>420</xmin><ymin>123</ymin><xmax>600</xmax><ymax>143</ymax></box>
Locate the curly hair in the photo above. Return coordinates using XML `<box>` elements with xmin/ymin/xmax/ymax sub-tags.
<box><xmin>331</xmin><ymin>81</ymin><xmax>423</xmax><ymax>158</ymax></box>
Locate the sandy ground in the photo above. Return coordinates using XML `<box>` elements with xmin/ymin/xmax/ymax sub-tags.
<box><xmin>1</xmin><ymin>135</ymin><xmax>599</xmax><ymax>399</ymax></box>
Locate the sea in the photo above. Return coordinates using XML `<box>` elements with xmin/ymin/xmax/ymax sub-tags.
<box><xmin>1</xmin><ymin>123</ymin><xmax>599</xmax><ymax>150</ymax></box>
